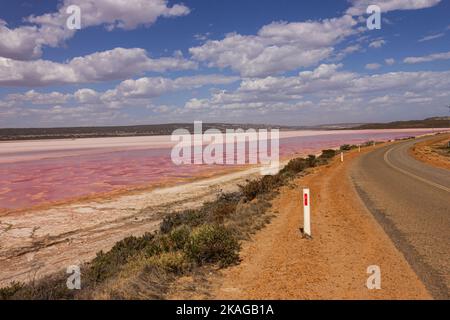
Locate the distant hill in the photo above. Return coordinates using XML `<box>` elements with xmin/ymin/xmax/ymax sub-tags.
<box><xmin>1</xmin><ymin>117</ymin><xmax>448</xmax><ymax>141</ymax></box>
<box><xmin>0</xmin><ymin>123</ymin><xmax>298</xmax><ymax>141</ymax></box>
<box><xmin>352</xmin><ymin>117</ymin><xmax>450</xmax><ymax>130</ymax></box>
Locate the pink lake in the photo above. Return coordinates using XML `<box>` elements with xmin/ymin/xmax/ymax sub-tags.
<box><xmin>0</xmin><ymin>129</ymin><xmax>446</xmax><ymax>212</ymax></box>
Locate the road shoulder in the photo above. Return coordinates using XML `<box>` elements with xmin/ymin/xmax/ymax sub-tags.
<box><xmin>409</xmin><ymin>133</ymin><xmax>450</xmax><ymax>170</ymax></box>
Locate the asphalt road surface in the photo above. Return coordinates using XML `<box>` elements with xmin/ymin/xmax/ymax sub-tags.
<box><xmin>351</xmin><ymin>136</ymin><xmax>450</xmax><ymax>299</ymax></box>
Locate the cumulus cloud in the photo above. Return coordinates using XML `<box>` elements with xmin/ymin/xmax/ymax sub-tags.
<box><xmin>369</xmin><ymin>39</ymin><xmax>386</xmax><ymax>48</ymax></box>
<box><xmin>0</xmin><ymin>0</ymin><xmax>190</xmax><ymax>60</ymax></box>
<box><xmin>73</xmin><ymin>88</ymin><xmax>100</xmax><ymax>104</ymax></box>
<box><xmin>365</xmin><ymin>63</ymin><xmax>382</xmax><ymax>70</ymax></box>
<box><xmin>6</xmin><ymin>90</ymin><xmax>70</xmax><ymax>105</ymax></box>
<box><xmin>346</xmin><ymin>0</ymin><xmax>441</xmax><ymax>16</ymax></box>
<box><xmin>0</xmin><ymin>47</ymin><xmax>197</xmax><ymax>86</ymax></box>
<box><xmin>5</xmin><ymin>74</ymin><xmax>239</xmax><ymax>108</ymax></box>
<box><xmin>385</xmin><ymin>58</ymin><xmax>396</xmax><ymax>65</ymax></box>
<box><xmin>103</xmin><ymin>74</ymin><xmax>239</xmax><ymax>101</ymax></box>
<box><xmin>403</xmin><ymin>51</ymin><xmax>450</xmax><ymax>63</ymax></box>
<box><xmin>0</xmin><ymin>20</ymin><xmax>73</xmax><ymax>60</ymax></box>
<box><xmin>182</xmin><ymin>64</ymin><xmax>450</xmax><ymax>116</ymax></box>
<box><xmin>189</xmin><ymin>15</ymin><xmax>357</xmax><ymax>77</ymax></box>
<box><xmin>4</xmin><ymin>65</ymin><xmax>450</xmax><ymax>126</ymax></box>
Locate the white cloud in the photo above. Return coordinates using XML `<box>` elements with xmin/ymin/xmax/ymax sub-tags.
<box><xmin>369</xmin><ymin>39</ymin><xmax>386</xmax><ymax>48</ymax></box>
<box><xmin>332</xmin><ymin>44</ymin><xmax>364</xmax><ymax>61</ymax></box>
<box><xmin>418</xmin><ymin>33</ymin><xmax>445</xmax><ymax>42</ymax></box>
<box><xmin>0</xmin><ymin>47</ymin><xmax>197</xmax><ymax>86</ymax></box>
<box><xmin>369</xmin><ymin>95</ymin><xmax>391</xmax><ymax>104</ymax></box>
<box><xmin>27</xmin><ymin>0</ymin><xmax>190</xmax><ymax>30</ymax></box>
<box><xmin>0</xmin><ymin>0</ymin><xmax>190</xmax><ymax>60</ymax></box>
<box><xmin>403</xmin><ymin>51</ymin><xmax>450</xmax><ymax>63</ymax></box>
<box><xmin>74</xmin><ymin>88</ymin><xmax>100</xmax><ymax>104</ymax></box>
<box><xmin>342</xmin><ymin>44</ymin><xmax>362</xmax><ymax>54</ymax></box>
<box><xmin>385</xmin><ymin>58</ymin><xmax>395</xmax><ymax>65</ymax></box>
<box><xmin>347</xmin><ymin>0</ymin><xmax>441</xmax><ymax>16</ymax></box>
<box><xmin>0</xmin><ymin>74</ymin><xmax>240</xmax><ymax>126</ymax></box>
<box><xmin>6</xmin><ymin>90</ymin><xmax>70</xmax><ymax>105</ymax></box>
<box><xmin>5</xmin><ymin>74</ymin><xmax>239</xmax><ymax>108</ymax></box>
<box><xmin>365</xmin><ymin>63</ymin><xmax>382</xmax><ymax>70</ymax></box>
<box><xmin>0</xmin><ymin>20</ymin><xmax>73</xmax><ymax>60</ymax></box>
<box><xmin>194</xmin><ymin>32</ymin><xmax>212</xmax><ymax>42</ymax></box>
<box><xmin>4</xmin><ymin>66</ymin><xmax>450</xmax><ymax>126</ymax></box>
<box><xmin>189</xmin><ymin>15</ymin><xmax>357</xmax><ymax>77</ymax></box>
<box><xmin>105</xmin><ymin>74</ymin><xmax>239</xmax><ymax>100</ymax></box>
<box><xmin>181</xmin><ymin>65</ymin><xmax>450</xmax><ymax>117</ymax></box>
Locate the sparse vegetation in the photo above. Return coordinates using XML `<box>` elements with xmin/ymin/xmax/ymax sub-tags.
<box><xmin>185</xmin><ymin>225</ymin><xmax>240</xmax><ymax>267</ymax></box>
<box><xmin>341</xmin><ymin>144</ymin><xmax>358</xmax><ymax>151</ymax></box>
<box><xmin>319</xmin><ymin>149</ymin><xmax>336</xmax><ymax>159</ymax></box>
<box><xmin>0</xmin><ymin>146</ymin><xmax>353</xmax><ymax>300</ymax></box>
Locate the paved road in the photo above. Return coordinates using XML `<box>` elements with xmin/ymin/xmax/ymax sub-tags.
<box><xmin>351</xmin><ymin>136</ymin><xmax>450</xmax><ymax>299</ymax></box>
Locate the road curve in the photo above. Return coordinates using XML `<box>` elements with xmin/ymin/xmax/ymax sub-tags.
<box><xmin>351</xmin><ymin>135</ymin><xmax>450</xmax><ymax>299</ymax></box>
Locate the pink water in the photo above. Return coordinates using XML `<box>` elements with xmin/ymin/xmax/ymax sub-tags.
<box><xmin>0</xmin><ymin>129</ymin><xmax>444</xmax><ymax>211</ymax></box>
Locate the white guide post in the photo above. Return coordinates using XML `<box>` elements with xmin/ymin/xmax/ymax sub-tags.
<box><xmin>302</xmin><ymin>188</ymin><xmax>311</xmax><ymax>237</ymax></box>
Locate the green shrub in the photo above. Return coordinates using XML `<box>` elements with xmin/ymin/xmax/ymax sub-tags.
<box><xmin>161</xmin><ymin>194</ymin><xmax>240</xmax><ymax>232</ymax></box>
<box><xmin>87</xmin><ymin>233</ymin><xmax>156</xmax><ymax>283</ymax></box>
<box><xmin>281</xmin><ymin>157</ymin><xmax>309</xmax><ymax>174</ymax></box>
<box><xmin>184</xmin><ymin>225</ymin><xmax>240</xmax><ymax>267</ymax></box>
<box><xmin>160</xmin><ymin>209</ymin><xmax>205</xmax><ymax>234</ymax></box>
<box><xmin>239</xmin><ymin>179</ymin><xmax>263</xmax><ymax>201</ymax></box>
<box><xmin>169</xmin><ymin>225</ymin><xmax>191</xmax><ymax>250</ymax></box>
<box><xmin>0</xmin><ymin>275</ymin><xmax>75</xmax><ymax>300</ymax></box>
<box><xmin>362</xmin><ymin>141</ymin><xmax>374</xmax><ymax>147</ymax></box>
<box><xmin>0</xmin><ymin>282</ymin><xmax>24</xmax><ymax>300</ymax></box>
<box><xmin>307</xmin><ymin>154</ymin><xmax>317</xmax><ymax>165</ymax></box>
<box><xmin>204</xmin><ymin>194</ymin><xmax>239</xmax><ymax>223</ymax></box>
<box><xmin>144</xmin><ymin>252</ymin><xmax>191</xmax><ymax>275</ymax></box>
<box><xmin>239</xmin><ymin>174</ymin><xmax>283</xmax><ymax>201</ymax></box>
<box><xmin>320</xmin><ymin>149</ymin><xmax>336</xmax><ymax>159</ymax></box>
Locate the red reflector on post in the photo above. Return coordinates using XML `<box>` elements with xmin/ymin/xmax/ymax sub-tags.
<box><xmin>304</xmin><ymin>193</ymin><xmax>308</xmax><ymax>206</ymax></box>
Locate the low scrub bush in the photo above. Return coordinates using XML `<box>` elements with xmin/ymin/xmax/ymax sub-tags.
<box><xmin>0</xmin><ymin>282</ymin><xmax>23</xmax><ymax>300</ymax></box>
<box><xmin>87</xmin><ymin>233</ymin><xmax>156</xmax><ymax>283</ymax></box>
<box><xmin>184</xmin><ymin>224</ymin><xmax>240</xmax><ymax>267</ymax></box>
<box><xmin>160</xmin><ymin>209</ymin><xmax>205</xmax><ymax>233</ymax></box>
<box><xmin>239</xmin><ymin>174</ymin><xmax>283</xmax><ymax>201</ymax></box>
<box><xmin>320</xmin><ymin>149</ymin><xmax>336</xmax><ymax>159</ymax></box>
<box><xmin>281</xmin><ymin>157</ymin><xmax>311</xmax><ymax>175</ymax></box>
<box><xmin>169</xmin><ymin>225</ymin><xmax>191</xmax><ymax>250</ymax></box>
<box><xmin>161</xmin><ymin>193</ymin><xmax>240</xmax><ymax>232</ymax></box>
<box><xmin>144</xmin><ymin>252</ymin><xmax>191</xmax><ymax>275</ymax></box>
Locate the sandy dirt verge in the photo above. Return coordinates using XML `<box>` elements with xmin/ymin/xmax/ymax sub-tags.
<box><xmin>409</xmin><ymin>133</ymin><xmax>450</xmax><ymax>170</ymax></box>
<box><xmin>0</xmin><ymin>166</ymin><xmax>267</xmax><ymax>287</ymax></box>
<box><xmin>208</xmin><ymin>147</ymin><xmax>431</xmax><ymax>299</ymax></box>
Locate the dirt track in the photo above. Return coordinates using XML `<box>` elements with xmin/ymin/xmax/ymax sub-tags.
<box><xmin>212</xmin><ymin>147</ymin><xmax>431</xmax><ymax>299</ymax></box>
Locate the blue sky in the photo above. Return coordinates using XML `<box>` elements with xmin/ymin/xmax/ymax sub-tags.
<box><xmin>0</xmin><ymin>0</ymin><xmax>449</xmax><ymax>127</ymax></box>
